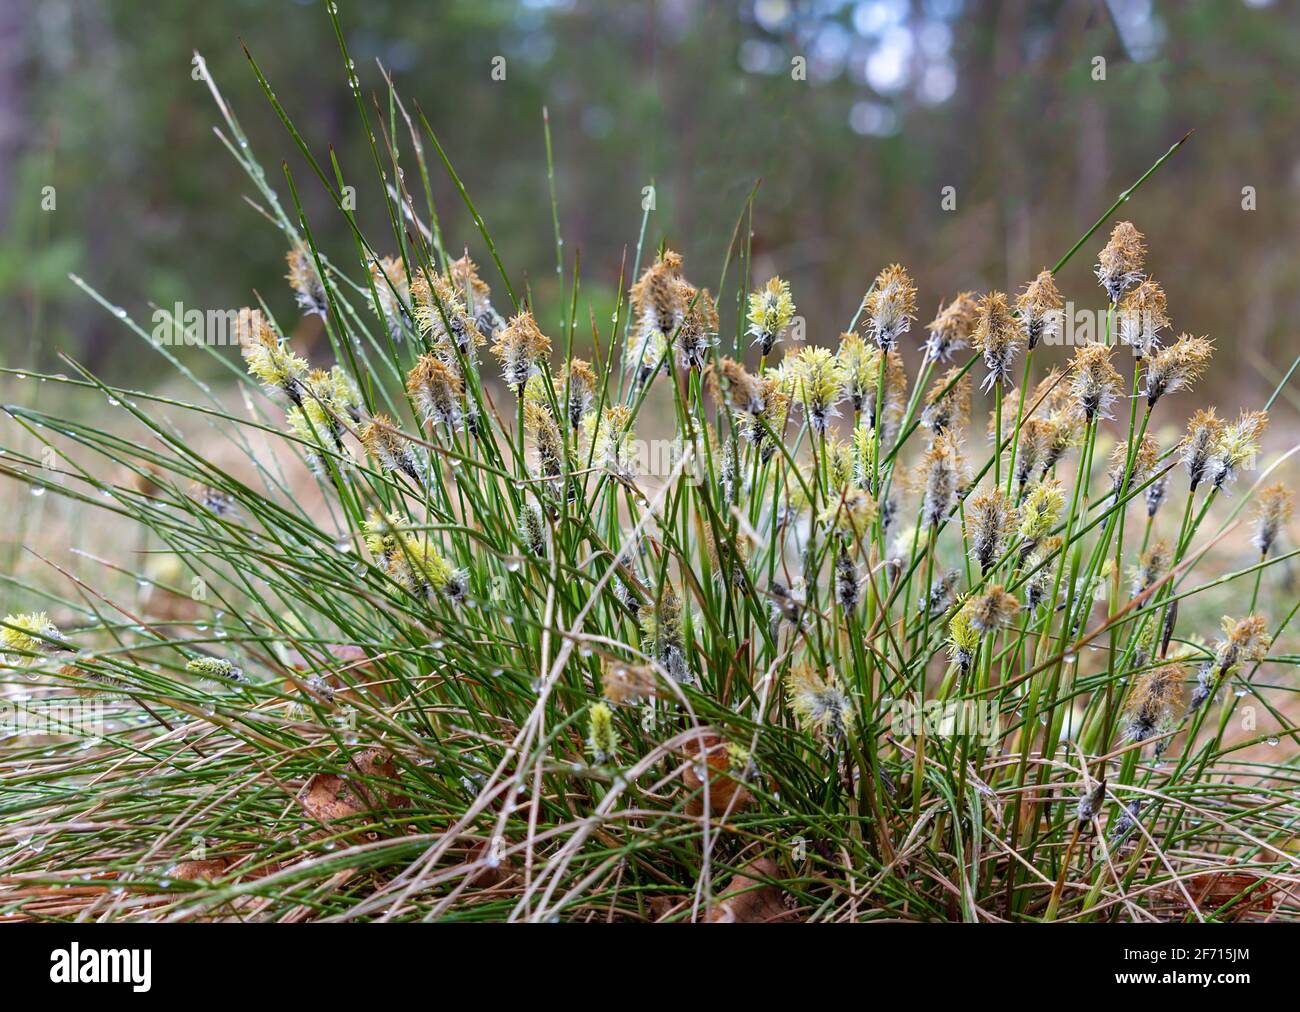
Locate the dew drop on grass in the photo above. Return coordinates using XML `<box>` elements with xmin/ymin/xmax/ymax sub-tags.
<box><xmin>1266</xmin><ymin>736</ymin><xmax>1279</xmax><ymax>747</ymax></box>
<box><xmin>29</xmin><ymin>485</ymin><xmax>45</xmax><ymax>498</ymax></box>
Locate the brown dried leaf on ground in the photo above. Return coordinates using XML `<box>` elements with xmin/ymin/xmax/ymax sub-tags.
<box><xmin>298</xmin><ymin>748</ymin><xmax>406</xmax><ymax>833</ymax></box>
<box><xmin>1161</xmin><ymin>872</ymin><xmax>1277</xmax><ymax>920</ymax></box>
<box><xmin>678</xmin><ymin>729</ymin><xmax>752</xmax><ymax>817</ymax></box>
<box><xmin>169</xmin><ymin>858</ymin><xmax>229</xmax><ymax>882</ymax></box>
<box><xmin>705</xmin><ymin>857</ymin><xmax>795</xmax><ymax>922</ymax></box>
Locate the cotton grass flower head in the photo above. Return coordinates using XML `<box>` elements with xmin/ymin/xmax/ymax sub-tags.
<box><xmin>238</xmin><ymin>307</ymin><xmax>308</xmax><ymax>406</ymax></box>
<box><xmin>746</xmin><ymin>276</ymin><xmax>796</xmax><ymax>356</ymax></box>
<box><xmin>630</xmin><ymin>248</ymin><xmax>686</xmax><ymax>352</ymax></box>
<box><xmin>789</xmin><ymin>345</ymin><xmax>846</xmax><ymax>436</ymax></box>
<box><xmin>972</xmin><ymin>291</ymin><xmax>1021</xmax><ymax>391</ymax></box>
<box><xmin>1213</xmin><ymin>614</ymin><xmax>1271</xmax><ymax>674</ymax></box>
<box><xmin>924</xmin><ymin>291</ymin><xmax>978</xmax><ymax>362</ymax></box>
<box><xmin>185</xmin><ymin>656</ymin><xmax>245</xmax><ymax>683</ymax></box>
<box><xmin>1016</xmin><ymin>269</ymin><xmax>1063</xmax><ymax>350</ymax></box>
<box><xmin>411</xmin><ymin>270</ymin><xmax>486</xmax><ymax>357</ymax></box>
<box><xmin>968</xmin><ymin>585</ymin><xmax>1019</xmax><ymax>635</ymax></box>
<box><xmin>407</xmin><ymin>353</ymin><xmax>465</xmax><ymax>432</ymax></box>
<box><xmin>1024</xmin><ymin>536</ymin><xmax>1062</xmax><ymax>611</ymax></box>
<box><xmin>1019</xmin><ymin>478</ymin><xmax>1060</xmax><ymax>543</ymax></box>
<box><xmin>1211</xmin><ymin>409</ymin><xmax>1268</xmax><ymax>490</ymax></box>
<box><xmin>2</xmin><ymin>612</ymin><xmax>69</xmax><ymax>663</ymax></box>
<box><xmin>714</xmin><ymin>358</ymin><xmax>788</xmax><ymax>462</ymax></box>
<box><xmin>491</xmin><ymin>310</ymin><xmax>550</xmax><ymax>394</ymax></box>
<box><xmin>675</xmin><ymin>283</ymin><xmax>718</xmax><ymax>371</ymax></box>
<box><xmin>948</xmin><ymin>603</ymin><xmax>981</xmax><ymax>672</ymax></box>
<box><xmin>1251</xmin><ymin>482</ymin><xmax>1294</xmax><ymax>557</ymax></box>
<box><xmin>1108</xmin><ymin>433</ymin><xmax>1160</xmax><ymax>500</ymax></box>
<box><xmin>922</xmin><ymin>568</ymin><xmax>961</xmax><ymax>617</ymax></box>
<box><xmin>861</xmin><ymin>263</ymin><xmax>917</xmax><ymax>351</ymax></box>
<box><xmin>363</xmin><ymin>509</ymin><xmax>466</xmax><ymax>605</ymax></box>
<box><xmin>1181</xmin><ymin>407</ymin><xmax>1225</xmax><ymax>490</ymax></box>
<box><xmin>1069</xmin><ymin>343</ymin><xmax>1123</xmax><ymax>422</ymax></box>
<box><xmin>1143</xmin><ymin>334</ymin><xmax>1213</xmax><ymax>408</ymax></box>
<box><xmin>583</xmin><ymin>405</ymin><xmax>636</xmax><ymax>479</ymax></box>
<box><xmin>286</xmin><ymin>243</ymin><xmax>328</xmax><ymax>318</ymax></box>
<box><xmin>1123</xmin><ymin>664</ymin><xmax>1184</xmax><ymax>744</ymax></box>
<box><xmin>920</xmin><ymin>366</ymin><xmax>972</xmax><ymax>438</ymax></box>
<box><xmin>835</xmin><ymin>332</ymin><xmax>882</xmax><ymax>413</ymax></box>
<box><xmin>919</xmin><ymin>429</ymin><xmax>963</xmax><ymax>528</ymax></box>
<box><xmin>966</xmin><ymin>487</ymin><xmax>1015</xmax><ymax>575</ymax></box>
<box><xmin>587</xmin><ymin>702</ymin><xmax>618</xmax><ymax>764</ymax></box>
<box><xmin>1095</xmin><ymin>220</ymin><xmax>1145</xmax><ymax>304</ymax></box>
<box><xmin>369</xmin><ymin>255</ymin><xmax>411</xmax><ymax>341</ymax></box>
<box><xmin>639</xmin><ymin>586</ymin><xmax>691</xmax><ymax>684</ymax></box>
<box><xmin>359</xmin><ymin>414</ymin><xmax>425</xmax><ymax>485</ymax></box>
<box><xmin>557</xmin><ymin>358</ymin><xmax>596</xmax><ymax>430</ymax></box>
<box><xmin>1132</xmin><ymin>539</ymin><xmax>1172</xmax><ymax>597</ymax></box>
<box><xmin>448</xmin><ymin>252</ymin><xmax>505</xmax><ymax>341</ymax></box>
<box><xmin>524</xmin><ymin>399</ymin><xmax>566</xmax><ymax>488</ymax></box>
<box><xmin>1013</xmin><ymin>418</ymin><xmax>1052</xmax><ymax>491</ymax></box>
<box><xmin>1117</xmin><ymin>277</ymin><xmax>1169</xmax><ymax>358</ymax></box>
<box><xmin>519</xmin><ymin>497</ymin><xmax>547</xmax><ymax>557</ymax></box>
<box><xmin>786</xmin><ymin>664</ymin><xmax>853</xmax><ymax>744</ymax></box>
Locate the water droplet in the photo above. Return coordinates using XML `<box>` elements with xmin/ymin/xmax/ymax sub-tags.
<box><xmin>1266</xmin><ymin>736</ymin><xmax>1279</xmax><ymax>747</ymax></box>
<box><xmin>30</xmin><ymin>485</ymin><xmax>45</xmax><ymax>497</ymax></box>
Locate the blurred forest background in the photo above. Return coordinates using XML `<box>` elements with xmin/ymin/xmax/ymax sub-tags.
<box><xmin>2</xmin><ymin>0</ymin><xmax>1298</xmax><ymax>407</ymax></box>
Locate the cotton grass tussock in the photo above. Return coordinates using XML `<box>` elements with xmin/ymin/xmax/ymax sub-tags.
<box><xmin>8</xmin><ymin>56</ymin><xmax>1300</xmax><ymax>925</ymax></box>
